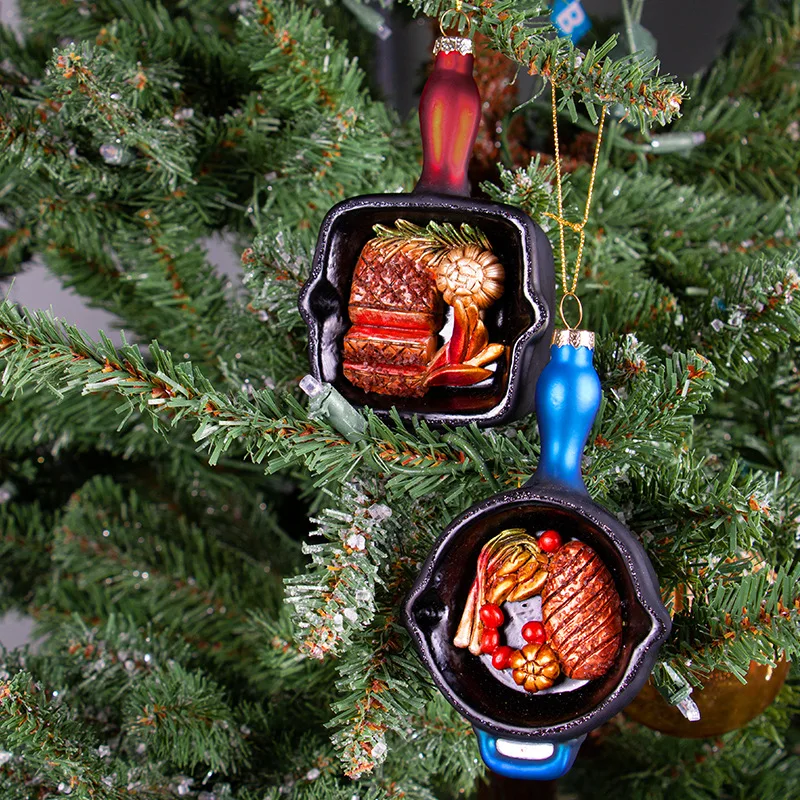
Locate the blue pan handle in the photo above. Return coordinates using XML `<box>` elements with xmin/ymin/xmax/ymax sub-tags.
<box><xmin>525</xmin><ymin>331</ymin><xmax>602</xmax><ymax>495</ymax></box>
<box><xmin>476</xmin><ymin>729</ymin><xmax>585</xmax><ymax>780</ymax></box>
<box><xmin>476</xmin><ymin>333</ymin><xmax>598</xmax><ymax>780</ymax></box>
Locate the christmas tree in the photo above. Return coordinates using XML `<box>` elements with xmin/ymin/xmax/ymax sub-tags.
<box><xmin>1</xmin><ymin>1</ymin><xmax>799</xmax><ymax>798</ymax></box>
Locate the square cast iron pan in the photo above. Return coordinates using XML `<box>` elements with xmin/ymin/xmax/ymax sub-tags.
<box><xmin>299</xmin><ymin>191</ymin><xmax>555</xmax><ymax>427</ymax></box>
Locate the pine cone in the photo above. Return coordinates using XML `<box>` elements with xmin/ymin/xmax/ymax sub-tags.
<box><xmin>542</xmin><ymin>541</ymin><xmax>622</xmax><ymax>680</ymax></box>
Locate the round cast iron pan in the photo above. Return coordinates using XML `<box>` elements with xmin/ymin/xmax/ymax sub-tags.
<box><xmin>403</xmin><ymin>479</ymin><xmax>671</xmax><ymax>742</ymax></box>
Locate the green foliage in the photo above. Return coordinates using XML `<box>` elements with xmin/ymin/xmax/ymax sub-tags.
<box><xmin>0</xmin><ymin>0</ymin><xmax>798</xmax><ymax>798</ymax></box>
<box><xmin>123</xmin><ymin>664</ymin><xmax>250</xmax><ymax>773</ymax></box>
<box><xmin>0</xmin><ymin>672</ymin><xmax>161</xmax><ymax>800</ymax></box>
<box><xmin>284</xmin><ymin>481</ymin><xmax>390</xmax><ymax>659</ymax></box>
<box><xmin>408</xmin><ymin>1</ymin><xmax>686</xmax><ymax>129</ymax></box>
<box><xmin>0</xmin><ymin>501</ymin><xmax>53</xmax><ymax>611</ymax></box>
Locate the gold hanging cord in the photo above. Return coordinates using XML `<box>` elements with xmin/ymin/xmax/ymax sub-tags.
<box><xmin>544</xmin><ymin>78</ymin><xmax>607</xmax><ymax>330</ymax></box>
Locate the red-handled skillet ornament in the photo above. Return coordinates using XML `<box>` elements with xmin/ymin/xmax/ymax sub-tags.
<box><xmin>299</xmin><ymin>29</ymin><xmax>555</xmax><ymax>427</ymax></box>
<box><xmin>403</xmin><ymin>329</ymin><xmax>671</xmax><ymax>779</ymax></box>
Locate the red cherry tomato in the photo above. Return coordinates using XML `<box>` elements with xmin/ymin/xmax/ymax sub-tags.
<box><xmin>479</xmin><ymin>602</ymin><xmax>505</xmax><ymax>629</ymax></box>
<box><xmin>491</xmin><ymin>645</ymin><xmax>514</xmax><ymax>670</ymax></box>
<box><xmin>521</xmin><ymin>621</ymin><xmax>546</xmax><ymax>644</ymax></box>
<box><xmin>539</xmin><ymin>530</ymin><xmax>562</xmax><ymax>553</ymax></box>
<box><xmin>480</xmin><ymin>628</ymin><xmax>500</xmax><ymax>655</ymax></box>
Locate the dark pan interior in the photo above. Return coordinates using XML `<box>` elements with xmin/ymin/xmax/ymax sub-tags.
<box><xmin>409</xmin><ymin>500</ymin><xmax>655</xmax><ymax>731</ymax></box>
<box><xmin>304</xmin><ymin>199</ymin><xmax>543</xmax><ymax>417</ymax></box>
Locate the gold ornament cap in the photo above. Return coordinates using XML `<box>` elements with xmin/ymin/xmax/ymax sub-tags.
<box><xmin>433</xmin><ymin>36</ymin><xmax>473</xmax><ymax>55</ymax></box>
<box><xmin>552</xmin><ymin>329</ymin><xmax>595</xmax><ymax>350</ymax></box>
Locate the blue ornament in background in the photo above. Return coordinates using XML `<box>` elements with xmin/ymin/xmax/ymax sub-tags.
<box><xmin>551</xmin><ymin>0</ymin><xmax>592</xmax><ymax>44</ymax></box>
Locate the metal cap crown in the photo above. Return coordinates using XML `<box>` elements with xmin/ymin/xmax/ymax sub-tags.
<box><xmin>552</xmin><ymin>329</ymin><xmax>595</xmax><ymax>350</ymax></box>
<box><xmin>433</xmin><ymin>36</ymin><xmax>473</xmax><ymax>55</ymax></box>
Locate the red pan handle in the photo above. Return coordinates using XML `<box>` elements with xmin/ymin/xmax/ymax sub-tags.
<box><xmin>414</xmin><ymin>40</ymin><xmax>481</xmax><ymax>197</ymax></box>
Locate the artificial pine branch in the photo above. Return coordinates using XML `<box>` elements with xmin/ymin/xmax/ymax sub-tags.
<box><xmin>0</xmin><ymin>501</ymin><xmax>54</xmax><ymax>612</ymax></box>
<box><xmin>485</xmin><ymin>157</ymin><xmax>800</xmax><ymax>385</ymax></box>
<box><xmin>37</xmin><ymin>476</ymin><xmax>285</xmax><ymax>684</ymax></box>
<box><xmin>482</xmin><ymin>158</ymin><xmax>567</xmax><ymax>223</ymax></box>
<box><xmin>0</xmin><ymin>672</ymin><xmax>171</xmax><ymax>800</ymax></box>
<box><xmin>384</xmin><ymin>696</ymin><xmax>481</xmax><ymax>795</ymax></box>
<box><xmin>23</xmin><ymin>615</ymin><xmax>194</xmax><ymax>713</ymax></box>
<box><xmin>328</xmin><ymin>610</ymin><xmax>430</xmax><ymax>779</ymax></box>
<box><xmin>247</xmin><ymin>607</ymin><xmax>338</xmax><ymax>700</ymax></box>
<box><xmin>0</xmin><ymin>81</ymin><xmax>270</xmax><ymax>388</ymax></box>
<box><xmin>0</xmin><ymin>301</ymin><xmax>488</xmax><ymax>494</ymax></box>
<box><xmin>405</xmin><ymin>1</ymin><xmax>686</xmax><ymax>128</ymax></box>
<box><xmin>237</xmin><ymin>1</ymin><xmax>420</xmax><ymax>240</ymax></box>
<box><xmin>123</xmin><ymin>665</ymin><xmax>250</xmax><ymax>773</ymax></box>
<box><xmin>241</xmin><ymin>230</ymin><xmax>315</xmax><ymax>389</ymax></box>
<box><xmin>0</xmin><ymin>298</ymin><xmax>746</xmax><ymax>512</ymax></box>
<box><xmin>706</xmin><ymin>349</ymin><xmax>800</xmax><ymax>475</ymax></box>
<box><xmin>47</xmin><ymin>46</ymin><xmax>196</xmax><ymax>187</ymax></box>
<box><xmin>284</xmin><ymin>481</ymin><xmax>390</xmax><ymax>659</ymax></box>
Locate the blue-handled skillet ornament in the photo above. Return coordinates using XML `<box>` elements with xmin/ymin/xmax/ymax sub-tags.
<box><xmin>403</xmin><ymin>328</ymin><xmax>671</xmax><ymax>779</ymax></box>
<box><xmin>403</xmin><ymin>90</ymin><xmax>671</xmax><ymax>780</ymax></box>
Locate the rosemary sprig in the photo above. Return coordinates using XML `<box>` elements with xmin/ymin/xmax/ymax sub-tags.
<box><xmin>371</xmin><ymin>219</ymin><xmax>491</xmax><ymax>265</ymax></box>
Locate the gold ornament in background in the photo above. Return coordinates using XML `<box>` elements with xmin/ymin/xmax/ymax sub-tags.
<box><xmin>625</xmin><ymin>658</ymin><xmax>791</xmax><ymax>738</ymax></box>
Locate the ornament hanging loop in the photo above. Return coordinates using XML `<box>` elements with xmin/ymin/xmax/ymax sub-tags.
<box><xmin>439</xmin><ymin>4</ymin><xmax>472</xmax><ymax>37</ymax></box>
<box><xmin>559</xmin><ymin>292</ymin><xmax>584</xmax><ymax>330</ymax></box>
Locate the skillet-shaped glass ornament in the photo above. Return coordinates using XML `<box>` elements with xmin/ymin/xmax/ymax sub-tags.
<box><xmin>404</xmin><ymin>329</ymin><xmax>671</xmax><ymax>779</ymax></box>
<box><xmin>299</xmin><ymin>35</ymin><xmax>555</xmax><ymax>427</ymax></box>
